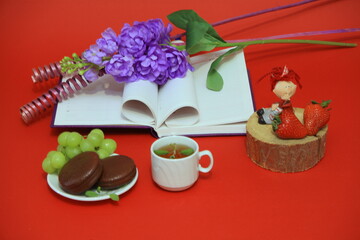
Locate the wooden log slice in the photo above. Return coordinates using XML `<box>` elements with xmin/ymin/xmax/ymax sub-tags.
<box><xmin>246</xmin><ymin>108</ymin><xmax>327</xmax><ymax>173</ymax></box>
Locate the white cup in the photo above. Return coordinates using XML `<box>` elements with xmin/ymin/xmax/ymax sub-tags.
<box><xmin>151</xmin><ymin>136</ymin><xmax>214</xmax><ymax>191</ymax></box>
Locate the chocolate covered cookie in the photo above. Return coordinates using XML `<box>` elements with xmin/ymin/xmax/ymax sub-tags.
<box><xmin>59</xmin><ymin>151</ymin><xmax>102</xmax><ymax>194</ymax></box>
<box><xmin>98</xmin><ymin>155</ymin><xmax>136</xmax><ymax>190</ymax></box>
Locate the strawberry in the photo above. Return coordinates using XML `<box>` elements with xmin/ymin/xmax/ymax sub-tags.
<box><xmin>272</xmin><ymin>108</ymin><xmax>308</xmax><ymax>139</ymax></box>
<box><xmin>303</xmin><ymin>100</ymin><xmax>331</xmax><ymax>136</ymax></box>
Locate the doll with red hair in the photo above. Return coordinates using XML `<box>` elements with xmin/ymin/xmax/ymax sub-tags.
<box><xmin>257</xmin><ymin>66</ymin><xmax>302</xmax><ymax>124</ymax></box>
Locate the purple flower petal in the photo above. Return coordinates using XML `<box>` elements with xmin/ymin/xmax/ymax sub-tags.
<box><xmin>105</xmin><ymin>54</ymin><xmax>138</xmax><ymax>83</ymax></box>
<box><xmin>83</xmin><ymin>68</ymin><xmax>100</xmax><ymax>82</ymax></box>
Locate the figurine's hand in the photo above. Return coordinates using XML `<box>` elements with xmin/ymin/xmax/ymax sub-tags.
<box><xmin>271</xmin><ymin>103</ymin><xmax>279</xmax><ymax>110</ymax></box>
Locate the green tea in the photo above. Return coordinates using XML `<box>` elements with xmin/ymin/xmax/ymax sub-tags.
<box><xmin>154</xmin><ymin>143</ymin><xmax>194</xmax><ymax>159</ymax></box>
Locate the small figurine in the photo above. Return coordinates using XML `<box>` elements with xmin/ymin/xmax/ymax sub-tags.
<box><xmin>246</xmin><ymin>66</ymin><xmax>332</xmax><ymax>172</ymax></box>
<box><xmin>257</xmin><ymin>66</ymin><xmax>301</xmax><ymax>124</ymax></box>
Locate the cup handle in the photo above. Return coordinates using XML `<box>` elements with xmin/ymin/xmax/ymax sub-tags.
<box><xmin>198</xmin><ymin>150</ymin><xmax>214</xmax><ymax>173</ymax></box>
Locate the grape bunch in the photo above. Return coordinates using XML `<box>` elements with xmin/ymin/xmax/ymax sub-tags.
<box><xmin>42</xmin><ymin>129</ymin><xmax>117</xmax><ymax>174</ymax></box>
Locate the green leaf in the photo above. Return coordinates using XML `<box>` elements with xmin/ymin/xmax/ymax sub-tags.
<box><xmin>186</xmin><ymin>21</ymin><xmax>218</xmax><ymax>54</ymax></box>
<box><xmin>167</xmin><ymin>10</ymin><xmax>200</xmax><ymax>30</ymax></box>
<box><xmin>109</xmin><ymin>193</ymin><xmax>119</xmax><ymax>201</ymax></box>
<box><xmin>185</xmin><ymin>21</ymin><xmax>208</xmax><ymax>47</ymax></box>
<box><xmin>204</xmin><ymin>25</ymin><xmax>225</xmax><ymax>44</ymax></box>
<box><xmin>206</xmin><ymin>46</ymin><xmax>243</xmax><ymax>91</ymax></box>
<box><xmin>310</xmin><ymin>100</ymin><xmax>319</xmax><ymax>105</ymax></box>
<box><xmin>272</xmin><ymin>115</ymin><xmax>282</xmax><ymax>131</ymax></box>
<box><xmin>154</xmin><ymin>150</ymin><xmax>169</xmax><ymax>155</ymax></box>
<box><xmin>321</xmin><ymin>100</ymin><xmax>331</xmax><ymax>108</ymax></box>
<box><xmin>180</xmin><ymin>148</ymin><xmax>194</xmax><ymax>156</ymax></box>
<box><xmin>167</xmin><ymin>10</ymin><xmax>225</xmax><ymax>46</ymax></box>
<box><xmin>311</xmin><ymin>100</ymin><xmax>331</xmax><ymax>108</ymax></box>
<box><xmin>207</xmin><ymin>69</ymin><xmax>224</xmax><ymax>91</ymax></box>
<box><xmin>210</xmin><ymin>46</ymin><xmax>243</xmax><ymax>71</ymax></box>
<box><xmin>85</xmin><ymin>191</ymin><xmax>99</xmax><ymax>197</ymax></box>
<box><xmin>187</xmin><ymin>37</ymin><xmax>217</xmax><ymax>55</ymax></box>
<box><xmin>170</xmin><ymin>44</ymin><xmax>186</xmax><ymax>51</ymax></box>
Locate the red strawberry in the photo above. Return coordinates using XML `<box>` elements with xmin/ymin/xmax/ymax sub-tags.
<box><xmin>272</xmin><ymin>108</ymin><xmax>308</xmax><ymax>139</ymax></box>
<box><xmin>304</xmin><ymin>100</ymin><xmax>331</xmax><ymax>136</ymax></box>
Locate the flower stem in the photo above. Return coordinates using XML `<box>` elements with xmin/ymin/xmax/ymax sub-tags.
<box><xmin>227</xmin><ymin>28</ymin><xmax>360</xmax><ymax>43</ymax></box>
<box><xmin>170</xmin><ymin>0</ymin><xmax>319</xmax><ymax>40</ymax></box>
<box><xmin>211</xmin><ymin>0</ymin><xmax>319</xmax><ymax>27</ymax></box>
<box><xmin>215</xmin><ymin>39</ymin><xmax>357</xmax><ymax>48</ymax></box>
<box><xmin>102</xmin><ymin>56</ymin><xmax>112</xmax><ymax>61</ymax></box>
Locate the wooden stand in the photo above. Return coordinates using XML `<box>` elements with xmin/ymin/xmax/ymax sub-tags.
<box><xmin>246</xmin><ymin>108</ymin><xmax>327</xmax><ymax>173</ymax></box>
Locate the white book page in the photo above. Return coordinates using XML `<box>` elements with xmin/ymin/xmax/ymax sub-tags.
<box><xmin>157</xmin><ymin>70</ymin><xmax>199</xmax><ymax>128</ymax></box>
<box><xmin>184</xmin><ymin>49</ymin><xmax>254</xmax><ymax>127</ymax></box>
<box><xmin>121</xmin><ymin>80</ymin><xmax>158</xmax><ymax>125</ymax></box>
<box><xmin>53</xmin><ymin>75</ymin><xmax>136</xmax><ymax>126</ymax></box>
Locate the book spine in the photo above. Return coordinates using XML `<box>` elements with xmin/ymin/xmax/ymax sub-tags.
<box><xmin>20</xmin><ymin>74</ymin><xmax>91</xmax><ymax>124</ymax></box>
<box><xmin>31</xmin><ymin>62</ymin><xmax>63</xmax><ymax>83</ymax></box>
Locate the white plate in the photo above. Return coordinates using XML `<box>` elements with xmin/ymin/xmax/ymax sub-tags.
<box><xmin>47</xmin><ymin>168</ymin><xmax>138</xmax><ymax>201</ymax></box>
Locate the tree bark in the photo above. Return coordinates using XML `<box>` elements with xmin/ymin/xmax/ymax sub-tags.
<box><xmin>246</xmin><ymin>108</ymin><xmax>327</xmax><ymax>173</ymax></box>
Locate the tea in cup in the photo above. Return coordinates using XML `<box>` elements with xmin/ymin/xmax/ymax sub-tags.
<box><xmin>151</xmin><ymin>136</ymin><xmax>214</xmax><ymax>191</ymax></box>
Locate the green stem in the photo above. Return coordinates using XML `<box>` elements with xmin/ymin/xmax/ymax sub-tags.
<box><xmin>215</xmin><ymin>39</ymin><xmax>357</xmax><ymax>48</ymax></box>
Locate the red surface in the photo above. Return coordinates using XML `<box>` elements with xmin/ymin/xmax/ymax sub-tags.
<box><xmin>1</xmin><ymin>0</ymin><xmax>360</xmax><ymax>239</ymax></box>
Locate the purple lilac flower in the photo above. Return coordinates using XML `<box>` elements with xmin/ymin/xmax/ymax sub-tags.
<box><xmin>96</xmin><ymin>38</ymin><xmax>118</xmax><ymax>55</ymax></box>
<box><xmin>81</xmin><ymin>19</ymin><xmax>194</xmax><ymax>85</ymax></box>
<box><xmin>145</xmin><ymin>19</ymin><xmax>172</xmax><ymax>44</ymax></box>
<box><xmin>101</xmin><ymin>27</ymin><xmax>119</xmax><ymax>41</ymax></box>
<box><xmin>105</xmin><ymin>54</ymin><xmax>138</xmax><ymax>83</ymax></box>
<box><xmin>153</xmin><ymin>71</ymin><xmax>169</xmax><ymax>85</ymax></box>
<box><xmin>83</xmin><ymin>67</ymin><xmax>100</xmax><ymax>82</ymax></box>
<box><xmin>83</xmin><ymin>44</ymin><xmax>107</xmax><ymax>65</ymax></box>
<box><xmin>118</xmin><ymin>23</ymin><xmax>149</xmax><ymax>57</ymax></box>
<box><xmin>96</xmin><ymin>28</ymin><xmax>119</xmax><ymax>55</ymax></box>
<box><xmin>119</xmin><ymin>19</ymin><xmax>172</xmax><ymax>58</ymax></box>
<box><xmin>135</xmin><ymin>45</ymin><xmax>168</xmax><ymax>83</ymax></box>
<box><xmin>163</xmin><ymin>45</ymin><xmax>194</xmax><ymax>79</ymax></box>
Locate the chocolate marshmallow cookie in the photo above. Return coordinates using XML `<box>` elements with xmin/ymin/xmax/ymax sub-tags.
<box><xmin>98</xmin><ymin>155</ymin><xmax>136</xmax><ymax>190</ymax></box>
<box><xmin>59</xmin><ymin>152</ymin><xmax>102</xmax><ymax>195</ymax></box>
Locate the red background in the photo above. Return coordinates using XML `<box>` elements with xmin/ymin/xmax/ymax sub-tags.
<box><xmin>1</xmin><ymin>0</ymin><xmax>359</xmax><ymax>239</ymax></box>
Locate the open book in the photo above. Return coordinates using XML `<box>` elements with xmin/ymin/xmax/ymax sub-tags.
<box><xmin>51</xmin><ymin>48</ymin><xmax>255</xmax><ymax>137</ymax></box>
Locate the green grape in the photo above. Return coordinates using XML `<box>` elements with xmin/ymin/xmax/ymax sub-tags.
<box><xmin>80</xmin><ymin>139</ymin><xmax>95</xmax><ymax>152</ymax></box>
<box><xmin>65</xmin><ymin>146</ymin><xmax>82</xmax><ymax>159</ymax></box>
<box><xmin>100</xmin><ymin>139</ymin><xmax>117</xmax><ymax>154</ymax></box>
<box><xmin>67</xmin><ymin>132</ymin><xmax>83</xmax><ymax>147</ymax></box>
<box><xmin>57</xmin><ymin>145</ymin><xmax>66</xmax><ymax>155</ymax></box>
<box><xmin>87</xmin><ymin>132</ymin><xmax>104</xmax><ymax>147</ymax></box>
<box><xmin>89</xmin><ymin>128</ymin><xmax>104</xmax><ymax>139</ymax></box>
<box><xmin>97</xmin><ymin>149</ymin><xmax>110</xmax><ymax>159</ymax></box>
<box><xmin>58</xmin><ymin>131</ymin><xmax>70</xmax><ymax>146</ymax></box>
<box><xmin>42</xmin><ymin>157</ymin><xmax>56</xmax><ymax>174</ymax></box>
<box><xmin>50</xmin><ymin>151</ymin><xmax>67</xmax><ymax>169</ymax></box>
<box><xmin>47</xmin><ymin>150</ymin><xmax>58</xmax><ymax>158</ymax></box>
